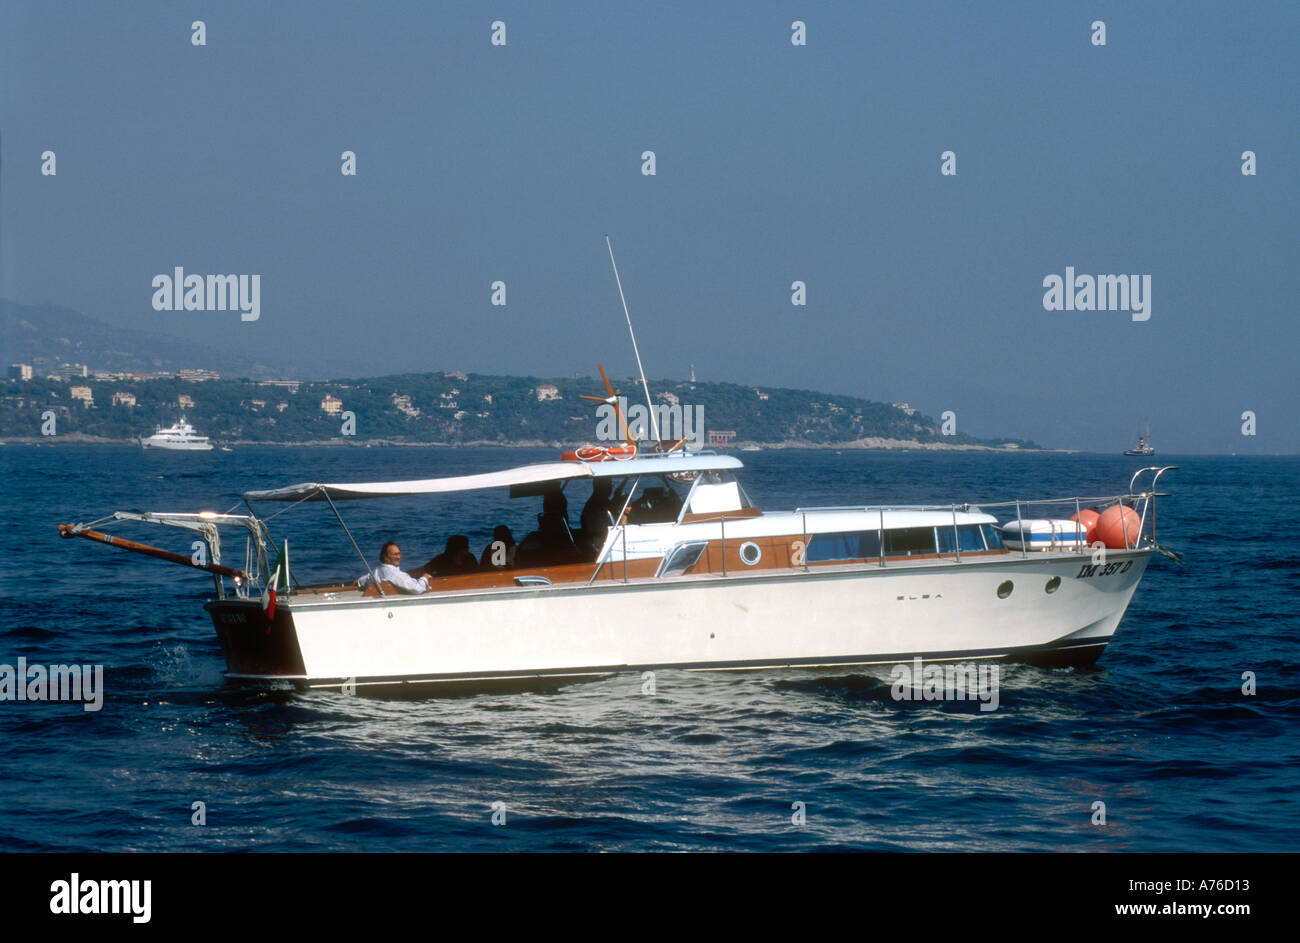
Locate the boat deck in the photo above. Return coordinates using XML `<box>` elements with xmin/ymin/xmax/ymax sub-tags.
<box><xmin>288</xmin><ymin>544</ymin><xmax>1103</xmax><ymax>603</ymax></box>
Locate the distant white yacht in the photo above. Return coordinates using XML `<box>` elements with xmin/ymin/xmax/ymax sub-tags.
<box><xmin>140</xmin><ymin>415</ymin><xmax>214</xmax><ymax>451</ymax></box>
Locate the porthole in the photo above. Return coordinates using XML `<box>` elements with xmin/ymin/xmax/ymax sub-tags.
<box><xmin>1045</xmin><ymin>576</ymin><xmax>1061</xmax><ymax>594</ymax></box>
<box><xmin>996</xmin><ymin>580</ymin><xmax>1014</xmax><ymax>599</ymax></box>
<box><xmin>739</xmin><ymin>541</ymin><xmax>762</xmax><ymax>566</ymax></box>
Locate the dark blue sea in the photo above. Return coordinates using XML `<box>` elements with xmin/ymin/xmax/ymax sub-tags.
<box><xmin>1</xmin><ymin>445</ymin><xmax>1296</xmax><ymax>852</ymax></box>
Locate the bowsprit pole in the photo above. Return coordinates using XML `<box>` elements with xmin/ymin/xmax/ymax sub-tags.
<box><xmin>604</xmin><ymin>235</ymin><xmax>660</xmax><ymax>443</ymax></box>
<box><xmin>57</xmin><ymin>524</ymin><xmax>250</xmax><ymax>581</ymax></box>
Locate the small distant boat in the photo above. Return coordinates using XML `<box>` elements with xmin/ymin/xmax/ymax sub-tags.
<box><xmin>741</xmin><ymin>445</ymin><xmax>761</xmax><ymax>452</ymax></box>
<box><xmin>1124</xmin><ymin>421</ymin><xmax>1155</xmax><ymax>457</ymax></box>
<box><xmin>140</xmin><ymin>415</ymin><xmax>214</xmax><ymax>451</ymax></box>
<box><xmin>219</xmin><ymin>446</ymin><xmax>233</xmax><ymax>452</ymax></box>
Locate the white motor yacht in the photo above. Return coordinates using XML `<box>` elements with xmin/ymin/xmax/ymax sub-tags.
<box><xmin>60</xmin><ymin>453</ymin><xmax>1179</xmax><ymax>689</ymax></box>
<box><xmin>140</xmin><ymin>415</ymin><xmax>213</xmax><ymax>451</ymax></box>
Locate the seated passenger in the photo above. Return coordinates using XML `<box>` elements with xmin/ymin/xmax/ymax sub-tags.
<box><xmin>626</xmin><ymin>485</ymin><xmax>684</xmax><ymax>524</ymax></box>
<box><xmin>357</xmin><ymin>541</ymin><xmax>429</xmax><ymax>594</ymax></box>
<box><xmin>517</xmin><ymin>486</ymin><xmax>581</xmax><ymax>566</ymax></box>
<box><xmin>580</xmin><ymin>479</ymin><xmax>615</xmax><ymax>551</ymax></box>
<box><xmin>538</xmin><ymin>486</ymin><xmax>572</xmax><ymax>548</ymax></box>
<box><xmin>419</xmin><ymin>535</ymin><xmax>480</xmax><ymax>577</ymax></box>
<box><xmin>480</xmin><ymin>525</ymin><xmax>517</xmax><ymax>569</ymax></box>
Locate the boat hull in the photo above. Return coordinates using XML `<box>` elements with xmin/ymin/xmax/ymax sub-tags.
<box><xmin>207</xmin><ymin>549</ymin><xmax>1152</xmax><ymax>688</ymax></box>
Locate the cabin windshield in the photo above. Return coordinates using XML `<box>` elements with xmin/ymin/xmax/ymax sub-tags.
<box><xmin>623</xmin><ymin>475</ymin><xmax>689</xmax><ymax>524</ymax></box>
<box><xmin>684</xmin><ymin>470</ymin><xmax>752</xmax><ymax>516</ymax></box>
<box><xmin>507</xmin><ymin>470</ymin><xmax>690</xmax><ymax>562</ymax></box>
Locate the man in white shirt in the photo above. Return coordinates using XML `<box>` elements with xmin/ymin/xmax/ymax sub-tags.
<box><xmin>357</xmin><ymin>541</ymin><xmax>430</xmax><ymax>594</ymax></box>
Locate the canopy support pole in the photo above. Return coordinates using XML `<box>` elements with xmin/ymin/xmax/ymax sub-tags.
<box><xmin>587</xmin><ymin>479</ymin><xmax>640</xmax><ymax>586</ymax></box>
<box><xmin>322</xmin><ymin>490</ymin><xmax>383</xmax><ymax>596</ymax></box>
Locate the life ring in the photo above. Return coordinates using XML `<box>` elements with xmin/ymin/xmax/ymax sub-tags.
<box><xmin>561</xmin><ymin>444</ymin><xmax>639</xmax><ymax>462</ymax></box>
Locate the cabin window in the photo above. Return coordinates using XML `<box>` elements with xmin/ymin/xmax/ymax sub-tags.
<box><xmin>658</xmin><ymin>541</ymin><xmax>708</xmax><ymax>577</ymax></box>
<box><xmin>884</xmin><ymin>527</ymin><xmax>937</xmax><ymax>557</ymax></box>
<box><xmin>806</xmin><ymin>530</ymin><xmax>882</xmax><ymax>562</ymax></box>
<box><xmin>936</xmin><ymin>524</ymin><xmax>986</xmax><ymax>554</ymax></box>
<box><xmin>807</xmin><ymin>532</ymin><xmax>849</xmax><ymax>562</ymax></box>
<box><xmin>809</xmin><ymin>525</ymin><xmax>994</xmax><ymax>561</ymax></box>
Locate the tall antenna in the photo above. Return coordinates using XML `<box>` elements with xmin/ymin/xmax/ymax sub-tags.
<box><xmin>605</xmin><ymin>235</ymin><xmax>660</xmax><ymax>442</ymax></box>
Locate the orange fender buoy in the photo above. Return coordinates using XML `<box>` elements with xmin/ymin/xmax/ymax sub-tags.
<box><xmin>1095</xmin><ymin>505</ymin><xmax>1141</xmax><ymax>549</ymax></box>
<box><xmin>1069</xmin><ymin>508</ymin><xmax>1101</xmax><ymax>543</ymax></box>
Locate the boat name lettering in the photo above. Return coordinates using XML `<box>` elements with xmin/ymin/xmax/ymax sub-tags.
<box><xmin>1076</xmin><ymin>560</ymin><xmax>1133</xmax><ymax>579</ymax></box>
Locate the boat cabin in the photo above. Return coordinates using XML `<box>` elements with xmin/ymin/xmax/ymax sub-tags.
<box><xmin>234</xmin><ymin>452</ymin><xmax>1008</xmax><ymax>600</ymax></box>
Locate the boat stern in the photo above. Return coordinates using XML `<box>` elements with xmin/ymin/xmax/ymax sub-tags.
<box><xmin>205</xmin><ymin>599</ymin><xmax>307</xmax><ymax>680</ymax></box>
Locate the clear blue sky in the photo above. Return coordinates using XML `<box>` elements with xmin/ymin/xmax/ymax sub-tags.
<box><xmin>2</xmin><ymin>1</ymin><xmax>1296</xmax><ymax>452</ymax></box>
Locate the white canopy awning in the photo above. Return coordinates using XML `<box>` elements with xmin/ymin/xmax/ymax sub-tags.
<box><xmin>243</xmin><ymin>453</ymin><xmax>743</xmax><ymax>502</ymax></box>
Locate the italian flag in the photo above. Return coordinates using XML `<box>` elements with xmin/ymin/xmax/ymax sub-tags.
<box><xmin>261</xmin><ymin>541</ymin><xmax>289</xmax><ymax>630</ymax></box>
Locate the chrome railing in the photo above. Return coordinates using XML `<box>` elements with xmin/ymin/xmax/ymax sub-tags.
<box><xmin>585</xmin><ymin>468</ymin><xmax>1178</xmax><ymax>583</ymax></box>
